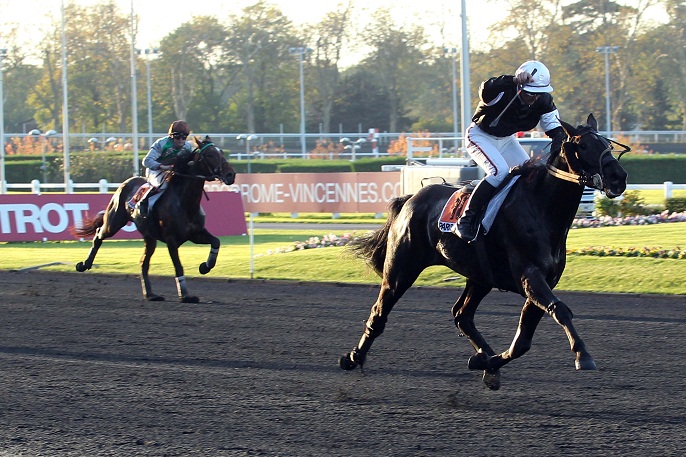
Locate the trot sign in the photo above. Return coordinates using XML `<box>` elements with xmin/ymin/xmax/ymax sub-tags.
<box><xmin>0</xmin><ymin>191</ymin><xmax>247</xmax><ymax>242</ymax></box>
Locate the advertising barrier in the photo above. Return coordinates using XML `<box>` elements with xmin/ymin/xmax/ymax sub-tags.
<box><xmin>206</xmin><ymin>171</ymin><xmax>402</xmax><ymax>213</ymax></box>
<box><xmin>0</xmin><ymin>191</ymin><xmax>247</xmax><ymax>242</ymax></box>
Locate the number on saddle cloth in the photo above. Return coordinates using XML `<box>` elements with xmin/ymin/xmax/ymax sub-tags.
<box><xmin>128</xmin><ymin>183</ymin><xmax>154</xmax><ymax>210</ymax></box>
<box><xmin>438</xmin><ymin>185</ymin><xmax>473</xmax><ymax>232</ymax></box>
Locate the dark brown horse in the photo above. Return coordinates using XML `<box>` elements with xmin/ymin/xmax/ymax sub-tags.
<box><xmin>339</xmin><ymin>114</ymin><xmax>629</xmax><ymax>389</ymax></box>
<box><xmin>74</xmin><ymin>136</ymin><xmax>236</xmax><ymax>303</ymax></box>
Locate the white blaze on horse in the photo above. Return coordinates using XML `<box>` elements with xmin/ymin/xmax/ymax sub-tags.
<box><xmin>340</xmin><ymin>114</ymin><xmax>629</xmax><ymax>390</ymax></box>
<box><xmin>74</xmin><ymin>136</ymin><xmax>236</xmax><ymax>303</ymax></box>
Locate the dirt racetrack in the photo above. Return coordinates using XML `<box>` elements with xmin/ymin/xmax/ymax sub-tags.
<box><xmin>1</xmin><ymin>270</ymin><xmax>685</xmax><ymax>456</ymax></box>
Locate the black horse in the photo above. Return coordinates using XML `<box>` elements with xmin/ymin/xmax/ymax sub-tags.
<box><xmin>74</xmin><ymin>136</ymin><xmax>237</xmax><ymax>303</ymax></box>
<box><xmin>339</xmin><ymin>114</ymin><xmax>629</xmax><ymax>389</ymax></box>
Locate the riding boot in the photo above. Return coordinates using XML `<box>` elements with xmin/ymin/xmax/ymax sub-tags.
<box><xmin>455</xmin><ymin>180</ymin><xmax>497</xmax><ymax>242</ymax></box>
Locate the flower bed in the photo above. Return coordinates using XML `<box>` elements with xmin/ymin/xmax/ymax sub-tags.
<box><xmin>572</xmin><ymin>211</ymin><xmax>686</xmax><ymax>228</ymax></box>
<box><xmin>259</xmin><ymin>212</ymin><xmax>686</xmax><ymax>260</ymax></box>
<box><xmin>568</xmin><ymin>246</ymin><xmax>686</xmax><ymax>259</ymax></box>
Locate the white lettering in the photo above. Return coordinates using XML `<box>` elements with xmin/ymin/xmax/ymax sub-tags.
<box><xmin>0</xmin><ymin>202</ymin><xmax>91</xmax><ymax>235</ymax></box>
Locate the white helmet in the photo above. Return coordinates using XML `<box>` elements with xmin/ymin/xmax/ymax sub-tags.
<box><xmin>516</xmin><ymin>61</ymin><xmax>553</xmax><ymax>93</ymax></box>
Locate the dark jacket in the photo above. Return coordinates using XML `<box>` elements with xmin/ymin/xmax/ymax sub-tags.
<box><xmin>472</xmin><ymin>75</ymin><xmax>562</xmax><ymax>140</ymax></box>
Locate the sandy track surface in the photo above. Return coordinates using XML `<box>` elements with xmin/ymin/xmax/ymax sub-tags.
<box><xmin>1</xmin><ymin>270</ymin><xmax>684</xmax><ymax>456</ymax></box>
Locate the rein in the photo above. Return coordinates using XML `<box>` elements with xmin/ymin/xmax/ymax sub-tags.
<box><xmin>547</xmin><ymin>131</ymin><xmax>630</xmax><ymax>189</ymax></box>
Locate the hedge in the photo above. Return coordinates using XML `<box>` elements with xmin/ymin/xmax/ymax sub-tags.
<box><xmin>2</xmin><ymin>152</ymin><xmax>685</xmax><ymax>184</ymax></box>
<box><xmin>620</xmin><ymin>155</ymin><xmax>686</xmax><ymax>184</ymax></box>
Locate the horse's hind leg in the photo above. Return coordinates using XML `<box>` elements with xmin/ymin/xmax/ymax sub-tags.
<box><xmin>139</xmin><ymin>237</ymin><xmax>164</xmax><ymax>301</ymax></box>
<box><xmin>339</xmin><ymin>243</ymin><xmax>425</xmax><ymax>371</ymax></box>
<box><xmin>452</xmin><ymin>281</ymin><xmax>504</xmax><ymax>389</ymax></box>
<box><xmin>75</xmin><ymin>227</ymin><xmax>104</xmax><ymax>272</ymax></box>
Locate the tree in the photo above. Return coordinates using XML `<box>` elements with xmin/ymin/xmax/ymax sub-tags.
<box><xmin>0</xmin><ymin>28</ymin><xmax>42</xmax><ymax>132</ymax></box>
<box><xmin>359</xmin><ymin>9</ymin><xmax>428</xmax><ymax>132</ymax></box>
<box><xmin>305</xmin><ymin>2</ymin><xmax>352</xmax><ymax>134</ymax></box>
<box><xmin>222</xmin><ymin>1</ymin><xmax>300</xmax><ymax>133</ymax></box>
<box><xmin>488</xmin><ymin>0</ymin><xmax>564</xmax><ymax>61</ymax></box>
<box><xmin>29</xmin><ymin>1</ymin><xmax>131</xmax><ymax>132</ymax></box>
<box><xmin>158</xmin><ymin>16</ymin><xmax>229</xmax><ymax>131</ymax></box>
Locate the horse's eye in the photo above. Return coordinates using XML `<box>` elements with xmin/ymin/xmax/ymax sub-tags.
<box><xmin>579</xmin><ymin>142</ymin><xmax>588</xmax><ymax>150</ymax></box>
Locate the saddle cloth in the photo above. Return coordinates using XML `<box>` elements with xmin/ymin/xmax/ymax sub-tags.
<box><xmin>438</xmin><ymin>175</ymin><xmax>520</xmax><ymax>234</ymax></box>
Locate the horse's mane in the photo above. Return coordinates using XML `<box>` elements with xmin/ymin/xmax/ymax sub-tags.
<box><xmin>511</xmin><ymin>154</ymin><xmax>549</xmax><ymax>183</ymax></box>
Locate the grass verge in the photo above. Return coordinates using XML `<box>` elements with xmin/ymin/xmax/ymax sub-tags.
<box><xmin>1</xmin><ymin>222</ymin><xmax>684</xmax><ymax>295</ymax></box>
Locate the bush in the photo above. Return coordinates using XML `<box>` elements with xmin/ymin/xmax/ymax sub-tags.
<box><xmin>595</xmin><ymin>190</ymin><xmax>651</xmax><ymax>217</ymax></box>
<box><xmin>666</xmin><ymin>197</ymin><xmax>686</xmax><ymax>213</ymax></box>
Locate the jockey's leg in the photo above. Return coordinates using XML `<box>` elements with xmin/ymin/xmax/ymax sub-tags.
<box><xmin>454</xmin><ymin>179</ymin><xmax>496</xmax><ymax>242</ymax></box>
<box><xmin>457</xmin><ymin>125</ymin><xmax>510</xmax><ymax>242</ymax></box>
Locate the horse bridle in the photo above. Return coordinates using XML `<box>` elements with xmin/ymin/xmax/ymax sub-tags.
<box><xmin>547</xmin><ymin>129</ymin><xmax>630</xmax><ymax>190</ymax></box>
<box><xmin>174</xmin><ymin>142</ymin><xmax>226</xmax><ymax>181</ymax></box>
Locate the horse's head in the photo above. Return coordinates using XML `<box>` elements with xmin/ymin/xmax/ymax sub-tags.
<box><xmin>189</xmin><ymin>135</ymin><xmax>236</xmax><ymax>185</ymax></box>
<box><xmin>552</xmin><ymin>113</ymin><xmax>628</xmax><ymax>198</ymax></box>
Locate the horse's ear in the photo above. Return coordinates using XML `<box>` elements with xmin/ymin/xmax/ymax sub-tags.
<box><xmin>586</xmin><ymin>113</ymin><xmax>598</xmax><ymax>131</ymax></box>
<box><xmin>193</xmin><ymin>136</ymin><xmax>201</xmax><ymax>146</ymax></box>
<box><xmin>204</xmin><ymin>135</ymin><xmax>212</xmax><ymax>142</ymax></box>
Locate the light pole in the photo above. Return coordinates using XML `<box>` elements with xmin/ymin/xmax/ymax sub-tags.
<box><xmin>144</xmin><ymin>48</ymin><xmax>160</xmax><ymax>148</ymax></box>
<box><xmin>289</xmin><ymin>47</ymin><xmax>312</xmax><ymax>158</ymax></box>
<box><xmin>130</xmin><ymin>1</ymin><xmax>139</xmax><ymax>176</ymax></box>
<box><xmin>596</xmin><ymin>46</ymin><xmax>618</xmax><ymax>136</ymax></box>
<box><xmin>444</xmin><ymin>47</ymin><xmax>460</xmax><ymax>152</ymax></box>
<box><xmin>460</xmin><ymin>0</ymin><xmax>471</xmax><ymax>153</ymax></box>
<box><xmin>60</xmin><ymin>0</ymin><xmax>71</xmax><ymax>192</ymax></box>
<box><xmin>29</xmin><ymin>129</ymin><xmax>58</xmax><ymax>184</ymax></box>
<box><xmin>0</xmin><ymin>48</ymin><xmax>6</xmax><ymax>194</ymax></box>
<box><xmin>237</xmin><ymin>134</ymin><xmax>259</xmax><ymax>173</ymax></box>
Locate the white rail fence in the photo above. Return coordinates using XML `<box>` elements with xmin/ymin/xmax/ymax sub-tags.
<box><xmin>2</xmin><ymin>179</ymin><xmax>685</xmax><ymax>199</ymax></box>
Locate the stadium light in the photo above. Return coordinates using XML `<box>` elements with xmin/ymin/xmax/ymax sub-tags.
<box><xmin>144</xmin><ymin>48</ymin><xmax>160</xmax><ymax>148</ymax></box>
<box><xmin>0</xmin><ymin>48</ymin><xmax>6</xmax><ymax>193</ymax></box>
<box><xmin>444</xmin><ymin>47</ymin><xmax>460</xmax><ymax>152</ymax></box>
<box><xmin>289</xmin><ymin>47</ymin><xmax>312</xmax><ymax>158</ymax></box>
<box><xmin>596</xmin><ymin>46</ymin><xmax>618</xmax><ymax>136</ymax></box>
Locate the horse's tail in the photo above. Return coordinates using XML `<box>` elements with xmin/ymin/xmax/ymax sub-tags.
<box><xmin>347</xmin><ymin>194</ymin><xmax>413</xmax><ymax>276</ymax></box>
<box><xmin>73</xmin><ymin>210</ymin><xmax>105</xmax><ymax>238</ymax></box>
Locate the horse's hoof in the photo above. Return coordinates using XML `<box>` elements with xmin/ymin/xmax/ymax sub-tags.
<box><xmin>146</xmin><ymin>294</ymin><xmax>165</xmax><ymax>302</ymax></box>
<box><xmin>339</xmin><ymin>353</ymin><xmax>358</xmax><ymax>371</ymax></box>
<box><xmin>181</xmin><ymin>295</ymin><xmax>200</xmax><ymax>303</ymax></box>
<box><xmin>75</xmin><ymin>262</ymin><xmax>88</xmax><ymax>272</ymax></box>
<box><xmin>467</xmin><ymin>352</ymin><xmax>489</xmax><ymax>370</ymax></box>
<box><xmin>198</xmin><ymin>263</ymin><xmax>211</xmax><ymax>275</ymax></box>
<box><xmin>482</xmin><ymin>369</ymin><xmax>501</xmax><ymax>390</ymax></box>
<box><xmin>575</xmin><ymin>354</ymin><xmax>597</xmax><ymax>370</ymax></box>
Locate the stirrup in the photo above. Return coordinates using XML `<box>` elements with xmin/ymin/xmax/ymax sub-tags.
<box><xmin>454</xmin><ymin>218</ymin><xmax>480</xmax><ymax>242</ymax></box>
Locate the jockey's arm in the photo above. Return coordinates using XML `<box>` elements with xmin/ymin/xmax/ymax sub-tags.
<box><xmin>479</xmin><ymin>75</ymin><xmax>517</xmax><ymax>105</ymax></box>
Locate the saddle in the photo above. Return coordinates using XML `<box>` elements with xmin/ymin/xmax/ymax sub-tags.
<box><xmin>438</xmin><ymin>175</ymin><xmax>520</xmax><ymax>235</ymax></box>
<box><xmin>127</xmin><ymin>183</ymin><xmax>156</xmax><ymax>216</ymax></box>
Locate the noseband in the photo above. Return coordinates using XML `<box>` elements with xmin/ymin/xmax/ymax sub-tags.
<box><xmin>547</xmin><ymin>129</ymin><xmax>630</xmax><ymax>190</ymax></box>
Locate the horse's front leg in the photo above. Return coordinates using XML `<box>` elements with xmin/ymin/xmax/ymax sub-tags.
<box><xmin>522</xmin><ymin>266</ymin><xmax>596</xmax><ymax>370</ymax></box>
<box><xmin>189</xmin><ymin>229</ymin><xmax>220</xmax><ymax>275</ymax></box>
<box><xmin>140</xmin><ymin>237</ymin><xmax>164</xmax><ymax>301</ymax></box>
<box><xmin>166</xmin><ymin>242</ymin><xmax>199</xmax><ymax>303</ymax></box>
